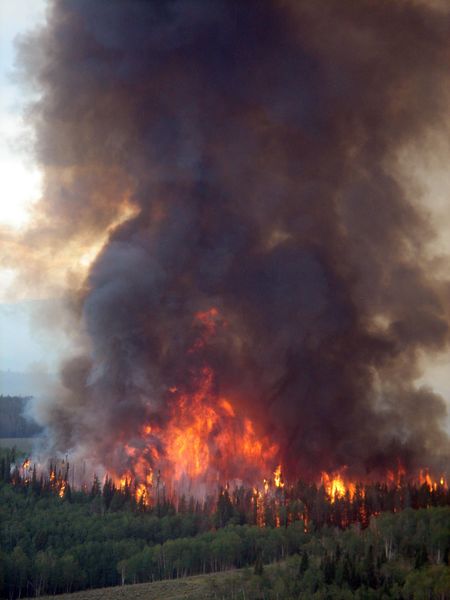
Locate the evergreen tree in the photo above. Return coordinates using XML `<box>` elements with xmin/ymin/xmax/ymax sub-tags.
<box><xmin>414</xmin><ymin>544</ymin><xmax>428</xmax><ymax>569</ymax></box>
<box><xmin>322</xmin><ymin>552</ymin><xmax>336</xmax><ymax>584</ymax></box>
<box><xmin>363</xmin><ymin>544</ymin><xmax>376</xmax><ymax>588</ymax></box>
<box><xmin>90</xmin><ymin>474</ymin><xmax>101</xmax><ymax>498</ymax></box>
<box><xmin>298</xmin><ymin>550</ymin><xmax>309</xmax><ymax>576</ymax></box>
<box><xmin>254</xmin><ymin>550</ymin><xmax>264</xmax><ymax>576</ymax></box>
<box><xmin>215</xmin><ymin>488</ymin><xmax>234</xmax><ymax>528</ymax></box>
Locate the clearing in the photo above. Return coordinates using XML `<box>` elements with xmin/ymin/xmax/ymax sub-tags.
<box><xmin>27</xmin><ymin>569</ymin><xmax>248</xmax><ymax>600</ymax></box>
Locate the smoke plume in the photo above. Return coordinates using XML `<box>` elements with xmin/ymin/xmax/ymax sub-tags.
<box><xmin>19</xmin><ymin>0</ymin><xmax>450</xmax><ymax>483</ymax></box>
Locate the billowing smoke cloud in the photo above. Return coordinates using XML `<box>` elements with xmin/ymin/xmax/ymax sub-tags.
<box><xmin>20</xmin><ymin>0</ymin><xmax>450</xmax><ymax>482</ymax></box>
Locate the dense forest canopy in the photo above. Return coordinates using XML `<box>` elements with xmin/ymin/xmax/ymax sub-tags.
<box><xmin>1</xmin><ymin>448</ymin><xmax>449</xmax><ymax>599</ymax></box>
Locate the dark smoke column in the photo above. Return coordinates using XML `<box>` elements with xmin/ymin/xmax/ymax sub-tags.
<box><xmin>24</xmin><ymin>0</ymin><xmax>450</xmax><ymax>482</ymax></box>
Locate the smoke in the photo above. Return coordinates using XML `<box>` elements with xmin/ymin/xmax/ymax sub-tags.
<box><xmin>19</xmin><ymin>0</ymin><xmax>450</xmax><ymax>482</ymax></box>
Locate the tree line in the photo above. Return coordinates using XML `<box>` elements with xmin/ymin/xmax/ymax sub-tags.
<box><xmin>3</xmin><ymin>448</ymin><xmax>449</xmax><ymax>533</ymax></box>
<box><xmin>205</xmin><ymin>518</ymin><xmax>450</xmax><ymax>600</ymax></box>
<box><xmin>0</xmin><ymin>447</ymin><xmax>449</xmax><ymax>598</ymax></box>
<box><xmin>0</xmin><ymin>397</ymin><xmax>42</xmax><ymax>438</ymax></box>
<box><xmin>1</xmin><ymin>481</ymin><xmax>448</xmax><ymax>598</ymax></box>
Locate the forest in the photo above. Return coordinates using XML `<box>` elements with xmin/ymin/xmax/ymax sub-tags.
<box><xmin>0</xmin><ymin>448</ymin><xmax>449</xmax><ymax>599</ymax></box>
<box><xmin>0</xmin><ymin>397</ymin><xmax>42</xmax><ymax>438</ymax></box>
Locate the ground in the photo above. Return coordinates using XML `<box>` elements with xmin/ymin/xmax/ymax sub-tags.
<box><xmin>26</xmin><ymin>570</ymin><xmax>244</xmax><ymax>600</ymax></box>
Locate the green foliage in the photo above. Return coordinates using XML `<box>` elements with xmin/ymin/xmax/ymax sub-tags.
<box><xmin>254</xmin><ymin>550</ymin><xmax>264</xmax><ymax>576</ymax></box>
<box><xmin>0</xmin><ymin>476</ymin><xmax>449</xmax><ymax>598</ymax></box>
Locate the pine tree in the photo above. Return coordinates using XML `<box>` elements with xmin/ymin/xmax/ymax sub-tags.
<box><xmin>178</xmin><ymin>494</ymin><xmax>187</xmax><ymax>514</ymax></box>
<box><xmin>298</xmin><ymin>550</ymin><xmax>309</xmax><ymax>576</ymax></box>
<box><xmin>414</xmin><ymin>544</ymin><xmax>428</xmax><ymax>569</ymax></box>
<box><xmin>215</xmin><ymin>488</ymin><xmax>234</xmax><ymax>528</ymax></box>
<box><xmin>254</xmin><ymin>550</ymin><xmax>264</xmax><ymax>576</ymax></box>
<box><xmin>363</xmin><ymin>544</ymin><xmax>376</xmax><ymax>588</ymax></box>
<box><xmin>90</xmin><ymin>475</ymin><xmax>101</xmax><ymax>498</ymax></box>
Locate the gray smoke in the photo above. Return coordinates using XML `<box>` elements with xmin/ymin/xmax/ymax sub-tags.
<box><xmin>19</xmin><ymin>0</ymin><xmax>450</xmax><ymax>482</ymax></box>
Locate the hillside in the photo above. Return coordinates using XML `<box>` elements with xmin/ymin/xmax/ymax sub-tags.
<box><xmin>26</xmin><ymin>556</ymin><xmax>450</xmax><ymax>600</ymax></box>
<box><xmin>27</xmin><ymin>570</ymin><xmax>243</xmax><ymax>600</ymax></box>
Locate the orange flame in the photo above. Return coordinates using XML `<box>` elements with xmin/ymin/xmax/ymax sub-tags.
<box><xmin>59</xmin><ymin>481</ymin><xmax>66</xmax><ymax>498</ymax></box>
<box><xmin>387</xmin><ymin>460</ymin><xmax>406</xmax><ymax>487</ymax></box>
<box><xmin>107</xmin><ymin>307</ymin><xmax>449</xmax><ymax>507</ymax></box>
<box><xmin>109</xmin><ymin>308</ymin><xmax>279</xmax><ymax>504</ymax></box>
<box><xmin>419</xmin><ymin>470</ymin><xmax>448</xmax><ymax>491</ymax></box>
<box><xmin>274</xmin><ymin>465</ymin><xmax>284</xmax><ymax>488</ymax></box>
<box><xmin>219</xmin><ymin>398</ymin><xmax>235</xmax><ymax>417</ymax></box>
<box><xmin>162</xmin><ymin>366</ymin><xmax>278</xmax><ymax>483</ymax></box>
<box><xmin>321</xmin><ymin>471</ymin><xmax>356</xmax><ymax>502</ymax></box>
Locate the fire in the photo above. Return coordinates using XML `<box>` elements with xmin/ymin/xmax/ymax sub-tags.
<box><xmin>136</xmin><ymin>483</ymin><xmax>148</xmax><ymax>504</ymax></box>
<box><xmin>189</xmin><ymin>307</ymin><xmax>222</xmax><ymax>352</ymax></box>
<box><xmin>387</xmin><ymin>460</ymin><xmax>407</xmax><ymax>487</ymax></box>
<box><xmin>109</xmin><ymin>307</ymin><xmax>279</xmax><ymax>504</ymax></box>
<box><xmin>274</xmin><ymin>465</ymin><xmax>284</xmax><ymax>488</ymax></box>
<box><xmin>162</xmin><ymin>366</ymin><xmax>278</xmax><ymax>483</ymax></box>
<box><xmin>195</xmin><ymin>307</ymin><xmax>220</xmax><ymax>334</ymax></box>
<box><xmin>419</xmin><ymin>469</ymin><xmax>448</xmax><ymax>491</ymax></box>
<box><xmin>321</xmin><ymin>471</ymin><xmax>356</xmax><ymax>502</ymax></box>
<box><xmin>103</xmin><ymin>306</ymin><xmax>449</xmax><ymax>507</ymax></box>
<box><xmin>219</xmin><ymin>398</ymin><xmax>235</xmax><ymax>417</ymax></box>
<box><xmin>58</xmin><ymin>481</ymin><xmax>67</xmax><ymax>498</ymax></box>
<box><xmin>419</xmin><ymin>470</ymin><xmax>433</xmax><ymax>489</ymax></box>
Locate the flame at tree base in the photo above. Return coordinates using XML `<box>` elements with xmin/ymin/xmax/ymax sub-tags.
<box><xmin>113</xmin><ymin>374</ymin><xmax>279</xmax><ymax>504</ymax></box>
<box><xmin>108</xmin><ymin>308</ymin><xmax>280</xmax><ymax>502</ymax></box>
<box><xmin>93</xmin><ymin>309</ymin><xmax>448</xmax><ymax>508</ymax></box>
<box><xmin>13</xmin><ymin>306</ymin><xmax>449</xmax><ymax>515</ymax></box>
<box><xmin>11</xmin><ymin>453</ymin><xmax>449</xmax><ymax>534</ymax></box>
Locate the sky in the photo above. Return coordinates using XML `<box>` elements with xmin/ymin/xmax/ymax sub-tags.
<box><xmin>0</xmin><ymin>0</ymin><xmax>57</xmax><ymax>376</ymax></box>
<box><xmin>0</xmin><ymin>0</ymin><xmax>45</xmax><ymax>230</ymax></box>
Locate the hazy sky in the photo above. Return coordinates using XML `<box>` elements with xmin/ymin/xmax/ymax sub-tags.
<box><xmin>0</xmin><ymin>0</ymin><xmax>54</xmax><ymax>374</ymax></box>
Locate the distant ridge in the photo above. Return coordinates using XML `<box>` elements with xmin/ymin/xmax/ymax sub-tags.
<box><xmin>0</xmin><ymin>396</ymin><xmax>43</xmax><ymax>438</ymax></box>
<box><xmin>0</xmin><ymin>370</ymin><xmax>55</xmax><ymax>397</ymax></box>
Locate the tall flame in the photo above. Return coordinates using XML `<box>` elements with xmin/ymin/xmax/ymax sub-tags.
<box><xmin>106</xmin><ymin>299</ymin><xmax>449</xmax><ymax>506</ymax></box>
<box><xmin>321</xmin><ymin>471</ymin><xmax>356</xmax><ymax>502</ymax></box>
<box><xmin>110</xmin><ymin>308</ymin><xmax>279</xmax><ymax>502</ymax></box>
